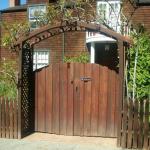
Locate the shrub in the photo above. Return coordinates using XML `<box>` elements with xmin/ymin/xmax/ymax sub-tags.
<box><xmin>127</xmin><ymin>31</ymin><xmax>150</xmax><ymax>99</ymax></box>
<box><xmin>0</xmin><ymin>59</ymin><xmax>18</xmax><ymax>99</ymax></box>
<box><xmin>64</xmin><ymin>52</ymin><xmax>90</xmax><ymax>63</ymax></box>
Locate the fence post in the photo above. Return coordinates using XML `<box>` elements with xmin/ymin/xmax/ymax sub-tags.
<box><xmin>2</xmin><ymin>98</ymin><xmax>5</xmax><ymax>138</ymax></box>
<box><xmin>117</xmin><ymin>41</ymin><xmax>125</xmax><ymax>146</ymax></box>
<box><xmin>133</xmin><ymin>100</ymin><xmax>139</xmax><ymax>148</ymax></box>
<box><xmin>127</xmin><ymin>99</ymin><xmax>133</xmax><ymax>148</ymax></box>
<box><xmin>143</xmin><ymin>99</ymin><xmax>149</xmax><ymax>149</ymax></box>
<box><xmin>121</xmin><ymin>99</ymin><xmax>128</xmax><ymax>148</ymax></box>
<box><xmin>0</xmin><ymin>97</ymin><xmax>2</xmax><ymax>138</ymax></box>
<box><xmin>138</xmin><ymin>100</ymin><xmax>144</xmax><ymax>148</ymax></box>
<box><xmin>5</xmin><ymin>99</ymin><xmax>9</xmax><ymax>139</ymax></box>
<box><xmin>18</xmin><ymin>44</ymin><xmax>22</xmax><ymax>139</ymax></box>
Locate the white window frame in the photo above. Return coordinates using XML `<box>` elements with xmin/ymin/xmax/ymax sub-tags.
<box><xmin>97</xmin><ymin>0</ymin><xmax>121</xmax><ymax>32</ymax></box>
<box><xmin>33</xmin><ymin>50</ymin><xmax>50</xmax><ymax>70</ymax></box>
<box><xmin>28</xmin><ymin>4</ymin><xmax>46</xmax><ymax>30</ymax></box>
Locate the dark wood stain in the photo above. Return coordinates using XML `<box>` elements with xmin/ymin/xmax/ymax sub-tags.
<box><xmin>34</xmin><ymin>63</ymin><xmax>120</xmax><ymax>137</ymax></box>
<box><xmin>0</xmin><ymin>98</ymin><xmax>18</xmax><ymax>139</ymax></box>
<box><xmin>118</xmin><ymin>99</ymin><xmax>150</xmax><ymax>149</ymax></box>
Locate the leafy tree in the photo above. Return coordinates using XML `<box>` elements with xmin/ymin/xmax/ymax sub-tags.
<box><xmin>1</xmin><ymin>21</ymin><xmax>30</xmax><ymax>51</ymax></box>
<box><xmin>127</xmin><ymin>30</ymin><xmax>150</xmax><ymax>100</ymax></box>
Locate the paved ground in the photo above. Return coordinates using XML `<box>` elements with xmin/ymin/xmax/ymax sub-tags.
<box><xmin>0</xmin><ymin>133</ymin><xmax>125</xmax><ymax>150</ymax></box>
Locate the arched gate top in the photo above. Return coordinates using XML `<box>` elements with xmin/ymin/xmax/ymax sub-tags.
<box><xmin>13</xmin><ymin>21</ymin><xmax>130</xmax><ymax>49</ymax></box>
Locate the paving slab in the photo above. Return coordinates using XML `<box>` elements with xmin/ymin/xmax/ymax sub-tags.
<box><xmin>0</xmin><ymin>133</ymin><xmax>127</xmax><ymax>150</ymax></box>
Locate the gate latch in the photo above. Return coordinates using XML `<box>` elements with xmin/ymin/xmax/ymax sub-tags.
<box><xmin>80</xmin><ymin>77</ymin><xmax>92</xmax><ymax>82</ymax></box>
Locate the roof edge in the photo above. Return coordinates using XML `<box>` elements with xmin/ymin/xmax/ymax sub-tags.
<box><xmin>0</xmin><ymin>5</ymin><xmax>27</xmax><ymax>13</ymax></box>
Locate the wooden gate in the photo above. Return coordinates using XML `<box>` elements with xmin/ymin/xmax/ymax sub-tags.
<box><xmin>34</xmin><ymin>63</ymin><xmax>120</xmax><ymax>137</ymax></box>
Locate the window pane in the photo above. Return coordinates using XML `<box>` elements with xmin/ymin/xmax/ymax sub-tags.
<box><xmin>33</xmin><ymin>50</ymin><xmax>50</xmax><ymax>70</ymax></box>
<box><xmin>97</xmin><ymin>1</ymin><xmax>120</xmax><ymax>32</ymax></box>
<box><xmin>28</xmin><ymin>5</ymin><xmax>46</xmax><ymax>29</ymax></box>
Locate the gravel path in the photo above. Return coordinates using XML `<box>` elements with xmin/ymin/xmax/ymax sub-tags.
<box><xmin>0</xmin><ymin>133</ymin><xmax>125</xmax><ymax>150</ymax></box>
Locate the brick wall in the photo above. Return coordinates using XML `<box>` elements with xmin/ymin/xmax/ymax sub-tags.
<box><xmin>0</xmin><ymin>9</ymin><xmax>87</xmax><ymax>63</ymax></box>
<box><xmin>0</xmin><ymin>11</ymin><xmax>27</xmax><ymax>60</ymax></box>
<box><xmin>123</xmin><ymin>0</ymin><xmax>150</xmax><ymax>33</ymax></box>
<box><xmin>27</xmin><ymin>0</ymin><xmax>49</xmax><ymax>4</ymax></box>
<box><xmin>34</xmin><ymin>31</ymin><xmax>87</xmax><ymax>64</ymax></box>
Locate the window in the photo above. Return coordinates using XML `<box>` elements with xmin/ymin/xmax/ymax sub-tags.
<box><xmin>136</xmin><ymin>0</ymin><xmax>150</xmax><ymax>6</ymax></box>
<box><xmin>33</xmin><ymin>50</ymin><xmax>49</xmax><ymax>70</ymax></box>
<box><xmin>28</xmin><ymin>5</ymin><xmax>46</xmax><ymax>30</ymax></box>
<box><xmin>97</xmin><ymin>0</ymin><xmax>120</xmax><ymax>32</ymax></box>
<box><xmin>97</xmin><ymin>2</ymin><xmax>107</xmax><ymax>21</ymax></box>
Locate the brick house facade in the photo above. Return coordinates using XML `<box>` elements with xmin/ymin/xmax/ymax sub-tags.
<box><xmin>0</xmin><ymin>0</ymin><xmax>87</xmax><ymax>67</ymax></box>
<box><xmin>123</xmin><ymin>0</ymin><xmax>150</xmax><ymax>33</ymax></box>
<box><xmin>0</xmin><ymin>5</ymin><xmax>27</xmax><ymax>60</ymax></box>
<box><xmin>0</xmin><ymin>0</ymin><xmax>150</xmax><ymax>69</ymax></box>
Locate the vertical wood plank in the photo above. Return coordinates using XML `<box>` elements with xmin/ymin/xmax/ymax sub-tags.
<box><xmin>90</xmin><ymin>64</ymin><xmax>99</xmax><ymax>136</ymax></box>
<box><xmin>34</xmin><ymin>71</ymin><xmax>38</xmax><ymax>131</ymax></box>
<box><xmin>105</xmin><ymin>69</ymin><xmax>112</xmax><ymax>137</ymax></box>
<box><xmin>79</xmin><ymin>64</ymin><xmax>84</xmax><ymax>136</ymax></box>
<box><xmin>37</xmin><ymin>68</ymin><xmax>46</xmax><ymax>132</ymax></box>
<box><xmin>111</xmin><ymin>71</ymin><xmax>117</xmax><ymax>137</ymax></box>
<box><xmin>9</xmin><ymin>100</ymin><xmax>13</xmax><ymax>139</ymax></box>
<box><xmin>59</xmin><ymin>63</ymin><xmax>63</xmax><ymax>135</ymax></box>
<box><xmin>5</xmin><ymin>99</ymin><xmax>9</xmax><ymax>139</ymax></box>
<box><xmin>62</xmin><ymin>63</ymin><xmax>68</xmax><ymax>135</ymax></box>
<box><xmin>148</xmin><ymin>132</ymin><xmax>150</xmax><ymax>149</ymax></box>
<box><xmin>121</xmin><ymin>99</ymin><xmax>128</xmax><ymax>148</ymax></box>
<box><xmin>0</xmin><ymin>98</ymin><xmax>1</xmax><ymax>138</ymax></box>
<box><xmin>117</xmin><ymin>76</ymin><xmax>122</xmax><ymax>146</ymax></box>
<box><xmin>0</xmin><ymin>98</ymin><xmax>19</xmax><ymax>139</ymax></box>
<box><xmin>106</xmin><ymin>70</ymin><xmax>116</xmax><ymax>137</ymax></box>
<box><xmin>143</xmin><ymin>100</ymin><xmax>149</xmax><ymax>149</ymax></box>
<box><xmin>52</xmin><ymin>64</ymin><xmax>60</xmax><ymax>134</ymax></box>
<box><xmin>67</xmin><ymin>63</ymin><xmax>74</xmax><ymax>135</ymax></box>
<box><xmin>73</xmin><ymin>63</ymin><xmax>81</xmax><ymax>136</ymax></box>
<box><xmin>2</xmin><ymin>98</ymin><xmax>5</xmax><ymax>138</ymax></box>
<box><xmin>117</xmin><ymin>42</ymin><xmax>125</xmax><ymax>145</ymax></box>
<box><xmin>45</xmin><ymin>65</ymin><xmax>53</xmax><ymax>133</ymax></box>
<box><xmin>98</xmin><ymin>66</ymin><xmax>108</xmax><ymax>136</ymax></box>
<box><xmin>84</xmin><ymin>63</ymin><xmax>92</xmax><ymax>136</ymax></box>
<box><xmin>127</xmin><ymin>99</ymin><xmax>133</xmax><ymax>148</ymax></box>
<box><xmin>59</xmin><ymin>63</ymin><xmax>68</xmax><ymax>135</ymax></box>
<box><xmin>13</xmin><ymin>100</ymin><xmax>18</xmax><ymax>139</ymax></box>
<box><xmin>114</xmin><ymin>73</ymin><xmax>120</xmax><ymax>137</ymax></box>
<box><xmin>138</xmin><ymin>100</ymin><xmax>144</xmax><ymax>148</ymax></box>
<box><xmin>133</xmin><ymin>100</ymin><xmax>139</xmax><ymax>148</ymax></box>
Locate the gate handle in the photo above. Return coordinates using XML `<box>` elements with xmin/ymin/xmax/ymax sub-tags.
<box><xmin>80</xmin><ymin>77</ymin><xmax>92</xmax><ymax>82</ymax></box>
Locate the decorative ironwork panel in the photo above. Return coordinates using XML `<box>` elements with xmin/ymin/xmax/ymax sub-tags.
<box><xmin>21</xmin><ymin>42</ymin><xmax>34</xmax><ymax>137</ymax></box>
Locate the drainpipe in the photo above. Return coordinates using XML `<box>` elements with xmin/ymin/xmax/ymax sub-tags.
<box><xmin>90</xmin><ymin>42</ymin><xmax>95</xmax><ymax>63</ymax></box>
<box><xmin>62</xmin><ymin>33</ymin><xmax>65</xmax><ymax>62</ymax></box>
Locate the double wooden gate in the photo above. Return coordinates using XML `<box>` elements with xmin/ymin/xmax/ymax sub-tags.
<box><xmin>34</xmin><ymin>63</ymin><xmax>120</xmax><ymax>137</ymax></box>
